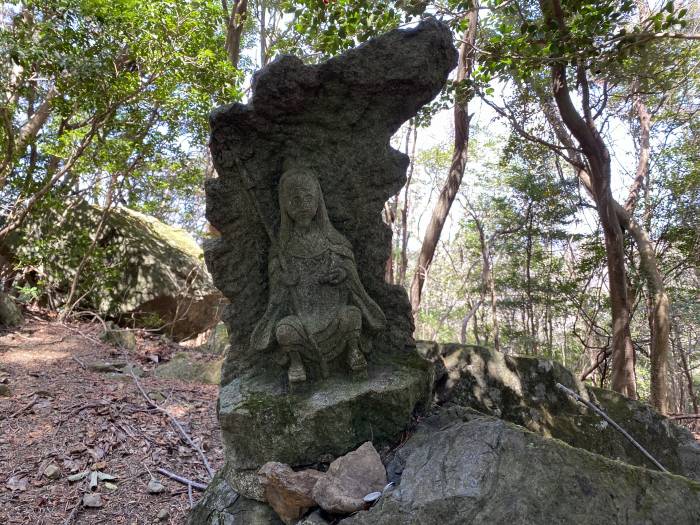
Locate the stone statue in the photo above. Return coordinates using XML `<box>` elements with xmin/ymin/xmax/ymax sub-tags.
<box><xmin>250</xmin><ymin>168</ymin><xmax>386</xmax><ymax>387</ymax></box>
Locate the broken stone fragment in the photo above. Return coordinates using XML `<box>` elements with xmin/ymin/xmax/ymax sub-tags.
<box><xmin>43</xmin><ymin>464</ymin><xmax>61</xmax><ymax>480</ymax></box>
<box><xmin>312</xmin><ymin>442</ymin><xmax>387</xmax><ymax>515</ymax></box>
<box><xmin>0</xmin><ymin>383</ymin><xmax>10</xmax><ymax>397</ymax></box>
<box><xmin>258</xmin><ymin>462</ymin><xmax>324</xmax><ymax>525</ymax></box>
<box><xmin>82</xmin><ymin>493</ymin><xmax>103</xmax><ymax>508</ymax></box>
<box><xmin>147</xmin><ymin>478</ymin><xmax>166</xmax><ymax>494</ymax></box>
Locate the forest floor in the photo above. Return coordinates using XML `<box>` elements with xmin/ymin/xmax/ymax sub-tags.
<box><xmin>0</xmin><ymin>310</ymin><xmax>223</xmax><ymax>525</ymax></box>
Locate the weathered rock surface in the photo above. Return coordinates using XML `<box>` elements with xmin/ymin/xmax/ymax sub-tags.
<box><xmin>0</xmin><ymin>291</ymin><xmax>22</xmax><ymax>327</ymax></box>
<box><xmin>258</xmin><ymin>462</ymin><xmax>324</xmax><ymax>524</ymax></box>
<box><xmin>204</xmin><ymin>18</ymin><xmax>457</xmax><ymax>385</ymax></box>
<box><xmin>418</xmin><ymin>341</ymin><xmax>700</xmax><ymax>481</ymax></box>
<box><xmin>11</xmin><ymin>203</ymin><xmax>223</xmax><ymax>340</ymax></box>
<box><xmin>345</xmin><ymin>407</ymin><xmax>700</xmax><ymax>525</ymax></box>
<box><xmin>204</xmin><ymin>322</ymin><xmax>230</xmax><ymax>355</ymax></box>
<box><xmin>312</xmin><ymin>442</ymin><xmax>387</xmax><ymax>515</ymax></box>
<box><xmin>100</xmin><ymin>322</ymin><xmax>137</xmax><ymax>350</ymax></box>
<box><xmin>188</xmin><ymin>473</ymin><xmax>283</xmax><ymax>525</ymax></box>
<box><xmin>218</xmin><ymin>352</ymin><xmax>432</xmax><ymax>471</ymax></box>
<box><xmin>154</xmin><ymin>352</ymin><xmax>223</xmax><ymax>384</ymax></box>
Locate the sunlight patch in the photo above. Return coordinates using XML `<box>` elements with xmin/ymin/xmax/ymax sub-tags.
<box><xmin>0</xmin><ymin>350</ymin><xmax>71</xmax><ymax>364</ymax></box>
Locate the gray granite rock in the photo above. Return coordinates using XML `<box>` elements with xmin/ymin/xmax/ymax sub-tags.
<box><xmin>344</xmin><ymin>407</ymin><xmax>700</xmax><ymax>525</ymax></box>
<box><xmin>188</xmin><ymin>473</ymin><xmax>282</xmax><ymax>525</ymax></box>
<box><xmin>0</xmin><ymin>291</ymin><xmax>22</xmax><ymax>327</ymax></box>
<box><xmin>418</xmin><ymin>341</ymin><xmax>700</xmax><ymax>481</ymax></box>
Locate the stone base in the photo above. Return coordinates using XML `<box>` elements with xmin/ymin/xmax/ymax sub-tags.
<box><xmin>218</xmin><ymin>350</ymin><xmax>433</xmax><ymax>473</ymax></box>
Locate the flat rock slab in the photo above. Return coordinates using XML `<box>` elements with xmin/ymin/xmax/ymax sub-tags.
<box><xmin>345</xmin><ymin>407</ymin><xmax>700</xmax><ymax>525</ymax></box>
<box><xmin>219</xmin><ymin>353</ymin><xmax>432</xmax><ymax>471</ymax></box>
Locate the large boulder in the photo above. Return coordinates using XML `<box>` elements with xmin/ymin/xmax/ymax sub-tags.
<box><xmin>345</xmin><ymin>406</ymin><xmax>700</xmax><ymax>525</ymax></box>
<box><xmin>10</xmin><ymin>203</ymin><xmax>224</xmax><ymax>340</ymax></box>
<box><xmin>418</xmin><ymin>341</ymin><xmax>700</xmax><ymax>481</ymax></box>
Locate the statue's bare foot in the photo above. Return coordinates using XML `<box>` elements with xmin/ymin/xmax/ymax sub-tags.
<box><xmin>288</xmin><ymin>352</ymin><xmax>307</xmax><ymax>384</ymax></box>
<box><xmin>348</xmin><ymin>345</ymin><xmax>368</xmax><ymax>379</ymax></box>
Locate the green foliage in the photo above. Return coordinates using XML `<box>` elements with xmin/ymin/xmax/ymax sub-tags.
<box><xmin>1</xmin><ymin>0</ymin><xmax>240</xmax><ymax>232</ymax></box>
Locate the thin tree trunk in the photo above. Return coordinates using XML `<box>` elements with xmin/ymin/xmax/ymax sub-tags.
<box><xmin>409</xmin><ymin>9</ymin><xmax>477</xmax><ymax>313</ymax></box>
<box><xmin>399</xmin><ymin>123</ymin><xmax>417</xmax><ymax>287</ymax></box>
<box><xmin>224</xmin><ymin>0</ymin><xmax>248</xmax><ymax>68</ymax></box>
<box><xmin>548</xmin><ymin>58</ymin><xmax>637</xmax><ymax>398</ymax></box>
<box><xmin>59</xmin><ymin>171</ymin><xmax>119</xmax><ymax>320</ymax></box>
<box><xmin>623</xmin><ymin>211</ymin><xmax>670</xmax><ymax>412</ymax></box>
<box><xmin>674</xmin><ymin>317</ymin><xmax>698</xmax><ymax>414</ymax></box>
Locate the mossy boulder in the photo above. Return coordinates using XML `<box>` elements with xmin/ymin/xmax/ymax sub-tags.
<box><xmin>154</xmin><ymin>352</ymin><xmax>223</xmax><ymax>384</ymax></box>
<box><xmin>345</xmin><ymin>406</ymin><xmax>700</xmax><ymax>525</ymax></box>
<box><xmin>0</xmin><ymin>291</ymin><xmax>22</xmax><ymax>327</ymax></box>
<box><xmin>202</xmin><ymin>322</ymin><xmax>229</xmax><ymax>355</ymax></box>
<box><xmin>417</xmin><ymin>341</ymin><xmax>700</xmax><ymax>481</ymax></box>
<box><xmin>10</xmin><ymin>203</ymin><xmax>224</xmax><ymax>340</ymax></box>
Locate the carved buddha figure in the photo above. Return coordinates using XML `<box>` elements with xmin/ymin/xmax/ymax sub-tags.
<box><xmin>250</xmin><ymin>168</ymin><xmax>386</xmax><ymax>386</ymax></box>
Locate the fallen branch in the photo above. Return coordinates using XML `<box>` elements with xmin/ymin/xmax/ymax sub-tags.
<box><xmin>556</xmin><ymin>383</ymin><xmax>669</xmax><ymax>473</ymax></box>
<box><xmin>579</xmin><ymin>348</ymin><xmax>610</xmax><ymax>381</ymax></box>
<box><xmin>156</xmin><ymin>467</ymin><xmax>208</xmax><ymax>491</ymax></box>
<box><xmin>124</xmin><ymin>355</ymin><xmax>215</xmax><ymax>479</ymax></box>
<box><xmin>9</xmin><ymin>394</ymin><xmax>38</xmax><ymax>418</ymax></box>
<box><xmin>669</xmin><ymin>414</ymin><xmax>700</xmax><ymax>421</ymax></box>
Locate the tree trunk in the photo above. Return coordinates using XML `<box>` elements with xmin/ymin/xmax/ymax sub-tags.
<box><xmin>623</xmin><ymin>210</ymin><xmax>670</xmax><ymax>412</ymax></box>
<box><xmin>409</xmin><ymin>10</ymin><xmax>477</xmax><ymax>313</ymax></box>
<box><xmin>224</xmin><ymin>0</ymin><xmax>248</xmax><ymax>68</ymax></box>
<box><xmin>548</xmin><ymin>57</ymin><xmax>637</xmax><ymax>398</ymax></box>
<box><xmin>398</xmin><ymin>123</ymin><xmax>417</xmax><ymax>287</ymax></box>
<box><xmin>674</xmin><ymin>317</ymin><xmax>698</xmax><ymax>414</ymax></box>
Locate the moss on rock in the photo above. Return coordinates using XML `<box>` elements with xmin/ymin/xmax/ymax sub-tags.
<box><xmin>418</xmin><ymin>341</ymin><xmax>700</xmax><ymax>481</ymax></box>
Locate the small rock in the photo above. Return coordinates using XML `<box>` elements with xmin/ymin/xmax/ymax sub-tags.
<box><xmin>0</xmin><ymin>384</ymin><xmax>10</xmax><ymax>397</ymax></box>
<box><xmin>147</xmin><ymin>479</ymin><xmax>166</xmax><ymax>494</ymax></box>
<box><xmin>104</xmin><ymin>482</ymin><xmax>118</xmax><ymax>491</ymax></box>
<box><xmin>148</xmin><ymin>391</ymin><xmax>166</xmax><ymax>403</ymax></box>
<box><xmin>157</xmin><ymin>508</ymin><xmax>170</xmax><ymax>521</ymax></box>
<box><xmin>43</xmin><ymin>464</ymin><xmax>61</xmax><ymax>480</ymax></box>
<box><xmin>298</xmin><ymin>510</ymin><xmax>331</xmax><ymax>524</ymax></box>
<box><xmin>100</xmin><ymin>322</ymin><xmax>137</xmax><ymax>350</ymax></box>
<box><xmin>258</xmin><ymin>462</ymin><xmax>324</xmax><ymax>525</ymax></box>
<box><xmin>312</xmin><ymin>442</ymin><xmax>387</xmax><ymax>515</ymax></box>
<box><xmin>88</xmin><ymin>361</ymin><xmax>126</xmax><ymax>373</ymax></box>
<box><xmin>82</xmin><ymin>493</ymin><xmax>103</xmax><ymax>508</ymax></box>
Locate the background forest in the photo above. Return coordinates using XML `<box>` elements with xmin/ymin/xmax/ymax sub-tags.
<box><xmin>1</xmin><ymin>0</ymin><xmax>698</xmax><ymax>418</ymax></box>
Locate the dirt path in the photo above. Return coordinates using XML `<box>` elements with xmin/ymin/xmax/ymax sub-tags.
<box><xmin>0</xmin><ymin>315</ymin><xmax>223</xmax><ymax>524</ymax></box>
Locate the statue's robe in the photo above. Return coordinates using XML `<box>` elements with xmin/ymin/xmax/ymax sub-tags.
<box><xmin>250</xmin><ymin>240</ymin><xmax>385</xmax><ymax>359</ymax></box>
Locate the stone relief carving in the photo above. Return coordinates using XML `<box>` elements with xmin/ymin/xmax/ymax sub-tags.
<box><xmin>250</xmin><ymin>168</ymin><xmax>386</xmax><ymax>387</ymax></box>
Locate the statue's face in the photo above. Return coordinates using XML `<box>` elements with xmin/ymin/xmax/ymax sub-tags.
<box><xmin>285</xmin><ymin>176</ymin><xmax>318</xmax><ymax>228</ymax></box>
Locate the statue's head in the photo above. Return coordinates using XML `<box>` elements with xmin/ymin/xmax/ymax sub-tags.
<box><xmin>278</xmin><ymin>167</ymin><xmax>350</xmax><ymax>252</ymax></box>
<box><xmin>279</xmin><ymin>168</ymin><xmax>319</xmax><ymax>229</ymax></box>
